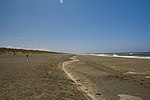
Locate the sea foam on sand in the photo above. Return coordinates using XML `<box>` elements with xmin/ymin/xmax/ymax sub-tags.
<box><xmin>88</xmin><ymin>54</ymin><xmax>150</xmax><ymax>59</ymax></box>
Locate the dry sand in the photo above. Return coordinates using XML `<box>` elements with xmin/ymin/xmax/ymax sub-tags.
<box><xmin>0</xmin><ymin>54</ymin><xmax>87</xmax><ymax>100</ymax></box>
<box><xmin>1</xmin><ymin>54</ymin><xmax>150</xmax><ymax>100</ymax></box>
<box><xmin>63</xmin><ymin>55</ymin><xmax>150</xmax><ymax>100</ymax></box>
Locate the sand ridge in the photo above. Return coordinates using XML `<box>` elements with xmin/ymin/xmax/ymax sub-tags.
<box><xmin>61</xmin><ymin>56</ymin><xmax>105</xmax><ymax>100</ymax></box>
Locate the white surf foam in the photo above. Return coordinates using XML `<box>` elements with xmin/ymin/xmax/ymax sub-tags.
<box><xmin>88</xmin><ymin>54</ymin><xmax>150</xmax><ymax>59</ymax></box>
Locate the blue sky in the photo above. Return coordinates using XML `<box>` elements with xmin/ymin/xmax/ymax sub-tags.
<box><xmin>0</xmin><ymin>0</ymin><xmax>150</xmax><ymax>53</ymax></box>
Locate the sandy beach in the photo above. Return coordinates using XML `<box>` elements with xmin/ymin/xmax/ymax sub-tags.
<box><xmin>1</xmin><ymin>53</ymin><xmax>150</xmax><ymax>100</ymax></box>
<box><xmin>1</xmin><ymin>0</ymin><xmax>150</xmax><ymax>99</ymax></box>
<box><xmin>0</xmin><ymin>54</ymin><xmax>87</xmax><ymax>100</ymax></box>
<box><xmin>63</xmin><ymin>55</ymin><xmax>150</xmax><ymax>100</ymax></box>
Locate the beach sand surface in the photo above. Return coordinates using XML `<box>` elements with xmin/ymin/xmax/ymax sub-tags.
<box><xmin>0</xmin><ymin>54</ymin><xmax>87</xmax><ymax>100</ymax></box>
<box><xmin>63</xmin><ymin>55</ymin><xmax>150</xmax><ymax>100</ymax></box>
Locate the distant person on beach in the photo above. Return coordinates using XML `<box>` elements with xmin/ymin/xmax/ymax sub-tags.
<box><xmin>26</xmin><ymin>54</ymin><xmax>29</xmax><ymax>58</ymax></box>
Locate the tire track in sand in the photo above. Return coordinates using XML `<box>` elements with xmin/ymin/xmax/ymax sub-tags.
<box><xmin>60</xmin><ymin>56</ymin><xmax>101</xmax><ymax>100</ymax></box>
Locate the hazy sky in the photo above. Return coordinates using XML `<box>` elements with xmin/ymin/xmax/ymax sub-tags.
<box><xmin>0</xmin><ymin>0</ymin><xmax>150</xmax><ymax>53</ymax></box>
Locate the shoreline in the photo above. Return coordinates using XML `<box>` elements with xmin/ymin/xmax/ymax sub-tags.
<box><xmin>85</xmin><ymin>54</ymin><xmax>150</xmax><ymax>59</ymax></box>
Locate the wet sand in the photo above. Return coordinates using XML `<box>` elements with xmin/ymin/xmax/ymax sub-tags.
<box><xmin>63</xmin><ymin>55</ymin><xmax>150</xmax><ymax>100</ymax></box>
<box><xmin>0</xmin><ymin>54</ymin><xmax>87</xmax><ymax>100</ymax></box>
